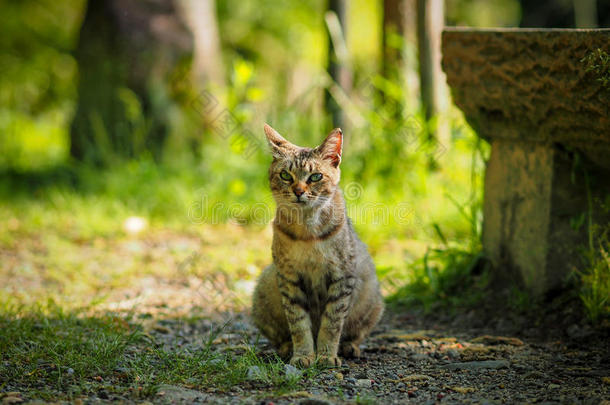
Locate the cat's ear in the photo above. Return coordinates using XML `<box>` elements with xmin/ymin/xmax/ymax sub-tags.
<box><xmin>315</xmin><ymin>128</ymin><xmax>342</xmax><ymax>168</ymax></box>
<box><xmin>264</xmin><ymin>124</ymin><xmax>292</xmax><ymax>158</ymax></box>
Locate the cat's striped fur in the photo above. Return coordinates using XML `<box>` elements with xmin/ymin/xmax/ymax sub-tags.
<box><xmin>252</xmin><ymin>124</ymin><xmax>384</xmax><ymax>368</ymax></box>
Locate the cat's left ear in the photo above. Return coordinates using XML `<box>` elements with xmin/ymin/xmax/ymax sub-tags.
<box><xmin>315</xmin><ymin>128</ymin><xmax>342</xmax><ymax>168</ymax></box>
<box><xmin>264</xmin><ymin>123</ymin><xmax>292</xmax><ymax>158</ymax></box>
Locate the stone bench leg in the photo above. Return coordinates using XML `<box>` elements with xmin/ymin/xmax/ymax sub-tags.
<box><xmin>483</xmin><ymin>139</ymin><xmax>608</xmax><ymax>295</ymax></box>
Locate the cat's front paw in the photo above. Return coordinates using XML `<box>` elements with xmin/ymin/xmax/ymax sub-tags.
<box><xmin>317</xmin><ymin>355</ymin><xmax>342</xmax><ymax>368</ymax></box>
<box><xmin>278</xmin><ymin>342</ymin><xmax>292</xmax><ymax>360</ymax></box>
<box><xmin>339</xmin><ymin>342</ymin><xmax>361</xmax><ymax>358</ymax></box>
<box><xmin>289</xmin><ymin>354</ymin><xmax>315</xmax><ymax>368</ymax></box>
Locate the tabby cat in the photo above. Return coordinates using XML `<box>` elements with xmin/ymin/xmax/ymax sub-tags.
<box><xmin>252</xmin><ymin>124</ymin><xmax>384</xmax><ymax>368</ymax></box>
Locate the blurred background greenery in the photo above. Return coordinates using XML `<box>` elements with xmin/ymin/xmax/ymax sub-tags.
<box><xmin>1</xmin><ymin>0</ymin><xmax>608</xmax><ymax>318</ymax></box>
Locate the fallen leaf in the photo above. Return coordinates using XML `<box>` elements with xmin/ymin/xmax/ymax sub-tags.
<box><xmin>152</xmin><ymin>324</ymin><xmax>171</xmax><ymax>334</ymax></box>
<box><xmin>221</xmin><ymin>344</ymin><xmax>250</xmax><ymax>352</ymax></box>
<box><xmin>471</xmin><ymin>335</ymin><xmax>524</xmax><ymax>346</ymax></box>
<box><xmin>376</xmin><ymin>330</ymin><xmax>436</xmax><ymax>342</ymax></box>
<box><xmin>450</xmin><ymin>386</ymin><xmax>476</xmax><ymax>394</ymax></box>
<box><xmin>279</xmin><ymin>391</ymin><xmax>311</xmax><ymax>398</ymax></box>
<box><xmin>390</xmin><ymin>374</ymin><xmax>433</xmax><ymax>383</ymax></box>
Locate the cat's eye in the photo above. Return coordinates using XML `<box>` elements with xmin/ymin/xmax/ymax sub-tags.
<box><xmin>280</xmin><ymin>170</ymin><xmax>293</xmax><ymax>182</ymax></box>
<box><xmin>308</xmin><ymin>173</ymin><xmax>323</xmax><ymax>182</ymax></box>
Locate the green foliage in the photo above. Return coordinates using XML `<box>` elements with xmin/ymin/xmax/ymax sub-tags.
<box><xmin>0</xmin><ymin>302</ymin><xmax>140</xmax><ymax>399</ymax></box>
<box><xmin>576</xmin><ymin>225</ymin><xmax>610</xmax><ymax>324</ymax></box>
<box><xmin>387</xmin><ymin>239</ymin><xmax>490</xmax><ymax>312</ymax></box>
<box><xmin>0</xmin><ymin>302</ymin><xmax>324</xmax><ymax>401</ymax></box>
<box><xmin>0</xmin><ymin>0</ymin><xmax>83</xmax><ymax>170</ymax></box>
<box><xmin>386</xmin><ymin>154</ymin><xmax>490</xmax><ymax>312</ymax></box>
<box><xmin>581</xmin><ymin>48</ymin><xmax>610</xmax><ymax>89</ymax></box>
<box><xmin>568</xmin><ymin>156</ymin><xmax>610</xmax><ymax>324</ymax></box>
<box><xmin>446</xmin><ymin>0</ymin><xmax>521</xmax><ymax>27</ymax></box>
<box><xmin>125</xmin><ymin>324</ymin><xmax>308</xmax><ymax>394</ymax></box>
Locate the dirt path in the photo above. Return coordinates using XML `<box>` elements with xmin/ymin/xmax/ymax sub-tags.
<box><xmin>145</xmin><ymin>310</ymin><xmax>610</xmax><ymax>405</ymax></box>
<box><xmin>2</xmin><ymin>228</ymin><xmax>608</xmax><ymax>404</ymax></box>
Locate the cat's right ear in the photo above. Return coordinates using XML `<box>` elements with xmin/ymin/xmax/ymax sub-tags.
<box><xmin>264</xmin><ymin>124</ymin><xmax>290</xmax><ymax>158</ymax></box>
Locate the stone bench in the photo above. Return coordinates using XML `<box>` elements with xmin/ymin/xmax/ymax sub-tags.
<box><xmin>442</xmin><ymin>28</ymin><xmax>610</xmax><ymax>295</ymax></box>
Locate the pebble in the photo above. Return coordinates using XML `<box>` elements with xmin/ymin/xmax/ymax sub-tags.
<box><xmin>512</xmin><ymin>363</ymin><xmax>533</xmax><ymax>371</ymax></box>
<box><xmin>548</xmin><ymin>384</ymin><xmax>560</xmax><ymax>389</ymax></box>
<box><xmin>246</xmin><ymin>365</ymin><xmax>266</xmax><ymax>381</ymax></box>
<box><xmin>566</xmin><ymin>324</ymin><xmax>593</xmax><ymax>339</ymax></box>
<box><xmin>335</xmin><ymin>372</ymin><xmax>343</xmax><ymax>380</ymax></box>
<box><xmin>67</xmin><ymin>368</ymin><xmax>75</xmax><ymax>375</ymax></box>
<box><xmin>207</xmin><ymin>358</ymin><xmax>224</xmax><ymax>366</ymax></box>
<box><xmin>298</xmin><ymin>399</ymin><xmax>334</xmax><ymax>405</ymax></box>
<box><xmin>355</xmin><ymin>379</ymin><xmax>372</xmax><ymax>388</ymax></box>
<box><xmin>442</xmin><ymin>360</ymin><xmax>509</xmax><ymax>370</ymax></box>
<box><xmin>524</xmin><ymin>370</ymin><xmax>547</xmax><ymax>379</ymax></box>
<box><xmin>231</xmin><ymin>321</ymin><xmax>249</xmax><ymax>331</ymax></box>
<box><xmin>411</xmin><ymin>353</ymin><xmax>429</xmax><ymax>362</ymax></box>
<box><xmin>284</xmin><ymin>364</ymin><xmax>303</xmax><ymax>379</ymax></box>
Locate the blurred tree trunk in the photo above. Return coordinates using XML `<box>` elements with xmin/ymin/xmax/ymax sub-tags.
<box><xmin>70</xmin><ymin>0</ymin><xmax>192</xmax><ymax>164</ymax></box>
<box><xmin>518</xmin><ymin>0</ymin><xmax>574</xmax><ymax>27</ymax></box>
<box><xmin>403</xmin><ymin>0</ymin><xmax>419</xmax><ymax>109</ymax></box>
<box><xmin>383</xmin><ymin>0</ymin><xmax>405</xmax><ymax>82</ymax></box>
<box><xmin>178</xmin><ymin>0</ymin><xmax>223</xmax><ymax>87</ymax></box>
<box><xmin>573</xmin><ymin>0</ymin><xmax>598</xmax><ymax>27</ymax></box>
<box><xmin>382</xmin><ymin>0</ymin><xmax>406</xmax><ymax>115</ymax></box>
<box><xmin>416</xmin><ymin>0</ymin><xmax>447</xmax><ymax>145</ymax></box>
<box><xmin>325</xmin><ymin>0</ymin><xmax>348</xmax><ymax>128</ymax></box>
<box><xmin>519</xmin><ymin>0</ymin><xmax>609</xmax><ymax>28</ymax></box>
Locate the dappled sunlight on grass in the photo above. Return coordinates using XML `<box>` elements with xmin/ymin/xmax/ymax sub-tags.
<box><xmin>0</xmin><ymin>122</ymin><xmax>486</xmax><ymax>315</ymax></box>
<box><xmin>0</xmin><ymin>223</ymin><xmax>266</xmax><ymax>315</ymax></box>
<box><xmin>0</xmin><ymin>217</ymin><xmax>433</xmax><ymax>315</ymax></box>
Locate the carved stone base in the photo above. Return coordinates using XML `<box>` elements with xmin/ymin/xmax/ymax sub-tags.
<box><xmin>483</xmin><ymin>139</ymin><xmax>609</xmax><ymax>294</ymax></box>
<box><xmin>442</xmin><ymin>28</ymin><xmax>610</xmax><ymax>295</ymax></box>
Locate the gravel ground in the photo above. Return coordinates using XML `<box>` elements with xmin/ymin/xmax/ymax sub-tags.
<box><xmin>146</xmin><ymin>310</ymin><xmax>610</xmax><ymax>405</ymax></box>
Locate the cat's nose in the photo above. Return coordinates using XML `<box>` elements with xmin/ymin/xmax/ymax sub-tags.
<box><xmin>293</xmin><ymin>187</ymin><xmax>305</xmax><ymax>197</ymax></box>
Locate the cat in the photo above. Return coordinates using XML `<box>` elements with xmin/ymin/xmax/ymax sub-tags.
<box><xmin>251</xmin><ymin>124</ymin><xmax>384</xmax><ymax>368</ymax></box>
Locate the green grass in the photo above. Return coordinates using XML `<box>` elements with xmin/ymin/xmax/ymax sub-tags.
<box><xmin>387</xmin><ymin>230</ymin><xmax>490</xmax><ymax>312</ymax></box>
<box><xmin>0</xmin><ymin>112</ymin><xmax>489</xmax><ymax>400</ymax></box>
<box><xmin>582</xmin><ymin>48</ymin><xmax>610</xmax><ymax>89</ymax></box>
<box><xmin>577</xmin><ymin>228</ymin><xmax>610</xmax><ymax>324</ymax></box>
<box><xmin>0</xmin><ymin>304</ymin><xmax>139</xmax><ymax>400</ymax></box>
<box><xmin>123</xmin><ymin>326</ymin><xmax>310</xmax><ymax>397</ymax></box>
<box><xmin>0</xmin><ymin>303</ymin><xmax>325</xmax><ymax>401</ymax></box>
<box><xmin>0</xmin><ymin>107</ymin><xmax>489</xmax><ymax>305</ymax></box>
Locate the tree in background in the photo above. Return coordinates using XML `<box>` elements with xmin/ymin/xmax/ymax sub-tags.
<box><xmin>178</xmin><ymin>0</ymin><xmax>224</xmax><ymax>87</ymax></box>
<box><xmin>325</xmin><ymin>0</ymin><xmax>349</xmax><ymax>128</ymax></box>
<box><xmin>0</xmin><ymin>0</ymin><xmax>84</xmax><ymax>170</ymax></box>
<box><xmin>70</xmin><ymin>0</ymin><xmax>192</xmax><ymax>164</ymax></box>
<box><xmin>383</xmin><ymin>0</ymin><xmax>405</xmax><ymax>80</ymax></box>
<box><xmin>416</xmin><ymin>0</ymin><xmax>448</xmax><ymax>146</ymax></box>
<box><xmin>519</xmin><ymin>0</ymin><xmax>610</xmax><ymax>28</ymax></box>
<box><xmin>381</xmin><ymin>0</ymin><xmax>406</xmax><ymax>117</ymax></box>
<box><xmin>573</xmin><ymin>0</ymin><xmax>599</xmax><ymax>27</ymax></box>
